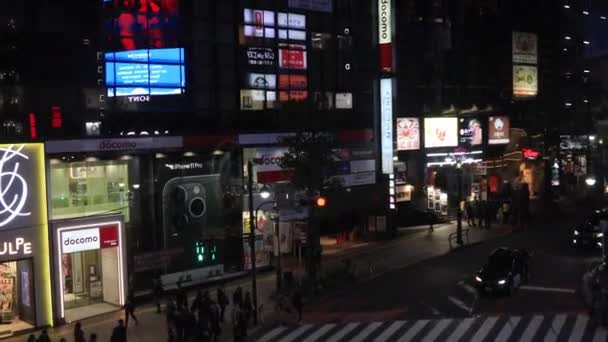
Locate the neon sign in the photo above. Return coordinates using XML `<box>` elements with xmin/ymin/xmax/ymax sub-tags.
<box><xmin>522</xmin><ymin>148</ymin><xmax>539</xmax><ymax>160</ymax></box>
<box><xmin>0</xmin><ymin>145</ymin><xmax>31</xmax><ymax>227</ymax></box>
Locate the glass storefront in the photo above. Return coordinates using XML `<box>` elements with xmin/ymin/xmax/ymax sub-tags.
<box><xmin>0</xmin><ymin>260</ymin><xmax>36</xmax><ymax>333</ymax></box>
<box><xmin>49</xmin><ymin>160</ymin><xmax>131</xmax><ymax>222</ymax></box>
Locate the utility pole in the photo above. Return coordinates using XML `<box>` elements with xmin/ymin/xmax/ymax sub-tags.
<box><xmin>246</xmin><ymin>161</ymin><xmax>258</xmax><ymax>325</ymax></box>
<box><xmin>456</xmin><ymin>165</ymin><xmax>463</xmax><ymax>245</ymax></box>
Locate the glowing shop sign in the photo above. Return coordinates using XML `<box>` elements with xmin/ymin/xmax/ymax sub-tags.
<box><xmin>0</xmin><ymin>145</ymin><xmax>31</xmax><ymax>227</ymax></box>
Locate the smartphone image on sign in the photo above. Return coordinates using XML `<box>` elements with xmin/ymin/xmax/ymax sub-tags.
<box><xmin>162</xmin><ymin>174</ymin><xmax>221</xmax><ymax>238</ymax></box>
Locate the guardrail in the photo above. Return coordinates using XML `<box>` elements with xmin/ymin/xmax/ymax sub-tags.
<box><xmin>448</xmin><ymin>228</ymin><xmax>470</xmax><ymax>249</ymax></box>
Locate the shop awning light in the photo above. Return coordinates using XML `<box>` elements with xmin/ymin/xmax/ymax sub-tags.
<box><xmin>427</xmin><ymin>152</ymin><xmax>449</xmax><ymax>157</ymax></box>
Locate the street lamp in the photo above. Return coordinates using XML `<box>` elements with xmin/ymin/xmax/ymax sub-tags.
<box><xmin>260</xmin><ymin>184</ymin><xmax>272</xmax><ymax>199</ymax></box>
<box><xmin>254</xmin><ymin>189</ymin><xmax>283</xmax><ymax>293</ymax></box>
<box><xmin>586</xmin><ymin>176</ymin><xmax>597</xmax><ymax>187</ymax></box>
<box><xmin>246</xmin><ymin>161</ymin><xmax>259</xmax><ymax>325</ymax></box>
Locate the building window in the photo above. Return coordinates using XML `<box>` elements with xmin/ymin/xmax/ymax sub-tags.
<box><xmin>311</xmin><ymin>32</ymin><xmax>332</xmax><ymax>49</ymax></box>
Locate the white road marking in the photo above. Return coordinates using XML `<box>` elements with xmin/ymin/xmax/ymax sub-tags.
<box><xmin>471</xmin><ymin>317</ymin><xmax>499</xmax><ymax>341</ymax></box>
<box><xmin>446</xmin><ymin>318</ymin><xmax>475</xmax><ymax>342</ymax></box>
<box><xmin>593</xmin><ymin>326</ymin><xmax>608</xmax><ymax>342</ymax></box>
<box><xmin>281</xmin><ymin>324</ymin><xmax>314</xmax><ymax>342</ymax></box>
<box><xmin>421</xmin><ymin>319</ymin><xmax>452</xmax><ymax>342</ymax></box>
<box><xmin>397</xmin><ymin>320</ymin><xmax>429</xmax><ymax>342</ymax></box>
<box><xmin>257</xmin><ymin>326</ymin><xmax>288</xmax><ymax>342</ymax></box>
<box><xmin>326</xmin><ymin>322</ymin><xmax>360</xmax><ymax>342</ymax></box>
<box><xmin>521</xmin><ymin>315</ymin><xmax>544</xmax><ymax>341</ymax></box>
<box><xmin>374</xmin><ymin>321</ymin><xmax>406</xmax><ymax>342</ymax></box>
<box><xmin>543</xmin><ymin>314</ymin><xmax>567</xmax><ymax>342</ymax></box>
<box><xmin>567</xmin><ymin>315</ymin><xmax>589</xmax><ymax>342</ymax></box>
<box><xmin>351</xmin><ymin>322</ymin><xmax>383</xmax><ymax>342</ymax></box>
<box><xmin>519</xmin><ymin>285</ymin><xmax>576</xmax><ymax>294</ymax></box>
<box><xmin>302</xmin><ymin>323</ymin><xmax>336</xmax><ymax>342</ymax></box>
<box><xmin>448</xmin><ymin>296</ymin><xmax>473</xmax><ymax>313</ymax></box>
<box><xmin>495</xmin><ymin>316</ymin><xmax>522</xmax><ymax>342</ymax></box>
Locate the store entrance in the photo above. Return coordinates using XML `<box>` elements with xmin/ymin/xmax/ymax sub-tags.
<box><xmin>0</xmin><ymin>260</ymin><xmax>36</xmax><ymax>336</ymax></box>
<box><xmin>62</xmin><ymin>250</ymin><xmax>103</xmax><ymax>309</ymax></box>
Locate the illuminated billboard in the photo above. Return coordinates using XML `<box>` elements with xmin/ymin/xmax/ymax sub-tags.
<box><xmin>488</xmin><ymin>116</ymin><xmax>510</xmax><ymax>144</ymax></box>
<box><xmin>105</xmin><ymin>48</ymin><xmax>185</xmax><ymax>97</ymax></box>
<box><xmin>459</xmin><ymin>117</ymin><xmax>483</xmax><ymax>146</ymax></box>
<box><xmin>243</xmin><ymin>9</ymin><xmax>306</xmax><ymax>41</ymax></box>
<box><xmin>396</xmin><ymin>118</ymin><xmax>420</xmax><ymax>151</ymax></box>
<box><xmin>279</xmin><ymin>45</ymin><xmax>307</xmax><ymax>69</ymax></box>
<box><xmin>513</xmin><ymin>65</ymin><xmax>538</xmax><ymax>97</ymax></box>
<box><xmin>103</xmin><ymin>0</ymin><xmax>185</xmax><ymax>98</ymax></box>
<box><xmin>424</xmin><ymin>118</ymin><xmax>458</xmax><ymax>148</ymax></box>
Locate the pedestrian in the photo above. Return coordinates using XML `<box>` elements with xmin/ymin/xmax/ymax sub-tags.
<box><xmin>124</xmin><ymin>291</ymin><xmax>139</xmax><ymax>327</ymax></box>
<box><xmin>231</xmin><ymin>304</ymin><xmax>243</xmax><ymax>342</ymax></box>
<box><xmin>243</xmin><ymin>291</ymin><xmax>253</xmax><ymax>327</ymax></box>
<box><xmin>59</xmin><ymin>339</ymin><xmax>66</xmax><ymax>342</ymax></box>
<box><xmin>167</xmin><ymin>327</ymin><xmax>176</xmax><ymax>342</ymax></box>
<box><xmin>466</xmin><ymin>201</ymin><xmax>475</xmax><ymax>227</ymax></box>
<box><xmin>90</xmin><ymin>333</ymin><xmax>97</xmax><ymax>342</ymax></box>
<box><xmin>502</xmin><ymin>201</ymin><xmax>511</xmax><ymax>224</ymax></box>
<box><xmin>232</xmin><ymin>286</ymin><xmax>243</xmax><ymax>308</ymax></box>
<box><xmin>209</xmin><ymin>301</ymin><xmax>222</xmax><ymax>342</ymax></box>
<box><xmin>27</xmin><ymin>335</ymin><xmax>36</xmax><ymax>342</ymax></box>
<box><xmin>153</xmin><ymin>273</ymin><xmax>164</xmax><ymax>313</ymax></box>
<box><xmin>37</xmin><ymin>329</ymin><xmax>51</xmax><ymax>342</ymax></box>
<box><xmin>485</xmin><ymin>202</ymin><xmax>494</xmax><ymax>229</ymax></box>
<box><xmin>191</xmin><ymin>289</ymin><xmax>203</xmax><ymax>314</ymax></box>
<box><xmin>292</xmin><ymin>287</ymin><xmax>303</xmax><ymax>323</ymax></box>
<box><xmin>111</xmin><ymin>319</ymin><xmax>127</xmax><ymax>342</ymax></box>
<box><xmin>426</xmin><ymin>209</ymin><xmax>434</xmax><ymax>232</ymax></box>
<box><xmin>478</xmin><ymin>201</ymin><xmax>485</xmax><ymax>228</ymax></box>
<box><xmin>176</xmin><ymin>281</ymin><xmax>188</xmax><ymax>310</ymax></box>
<box><xmin>74</xmin><ymin>321</ymin><xmax>86</xmax><ymax>342</ymax></box>
<box><xmin>217</xmin><ymin>287</ymin><xmax>229</xmax><ymax>322</ymax></box>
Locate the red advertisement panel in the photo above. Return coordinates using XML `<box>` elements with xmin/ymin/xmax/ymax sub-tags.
<box><xmin>279</xmin><ymin>74</ymin><xmax>307</xmax><ymax>89</ymax></box>
<box><xmin>100</xmin><ymin>224</ymin><xmax>119</xmax><ymax>248</ymax></box>
<box><xmin>279</xmin><ymin>48</ymin><xmax>307</xmax><ymax>69</ymax></box>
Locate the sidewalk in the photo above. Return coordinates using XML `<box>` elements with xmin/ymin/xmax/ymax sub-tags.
<box><xmin>8</xmin><ymin>222</ymin><xmax>513</xmax><ymax>342</ymax></box>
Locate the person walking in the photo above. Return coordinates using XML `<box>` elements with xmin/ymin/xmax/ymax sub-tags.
<box><xmin>74</xmin><ymin>321</ymin><xmax>86</xmax><ymax>342</ymax></box>
<box><xmin>502</xmin><ymin>201</ymin><xmax>511</xmax><ymax>224</ymax></box>
<box><xmin>209</xmin><ymin>301</ymin><xmax>222</xmax><ymax>342</ymax></box>
<box><xmin>242</xmin><ymin>291</ymin><xmax>253</xmax><ymax>328</ymax></box>
<box><xmin>89</xmin><ymin>333</ymin><xmax>98</xmax><ymax>342</ymax></box>
<box><xmin>124</xmin><ymin>291</ymin><xmax>139</xmax><ymax>327</ymax></box>
<box><xmin>27</xmin><ymin>335</ymin><xmax>36</xmax><ymax>342</ymax></box>
<box><xmin>111</xmin><ymin>319</ymin><xmax>127</xmax><ymax>342</ymax></box>
<box><xmin>217</xmin><ymin>287</ymin><xmax>229</xmax><ymax>322</ymax></box>
<box><xmin>231</xmin><ymin>304</ymin><xmax>244</xmax><ymax>342</ymax></box>
<box><xmin>176</xmin><ymin>281</ymin><xmax>188</xmax><ymax>310</ymax></box>
<box><xmin>292</xmin><ymin>287</ymin><xmax>303</xmax><ymax>323</ymax></box>
<box><xmin>466</xmin><ymin>201</ymin><xmax>475</xmax><ymax>227</ymax></box>
<box><xmin>37</xmin><ymin>329</ymin><xmax>51</xmax><ymax>342</ymax></box>
<box><xmin>232</xmin><ymin>286</ymin><xmax>243</xmax><ymax>308</ymax></box>
<box><xmin>153</xmin><ymin>274</ymin><xmax>164</xmax><ymax>313</ymax></box>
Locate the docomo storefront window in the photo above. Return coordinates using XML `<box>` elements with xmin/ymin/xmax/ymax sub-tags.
<box><xmin>60</xmin><ymin>226</ymin><xmax>119</xmax><ymax>254</ymax></box>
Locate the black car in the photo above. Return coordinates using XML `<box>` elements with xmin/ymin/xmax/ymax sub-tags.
<box><xmin>573</xmin><ymin>210</ymin><xmax>608</xmax><ymax>249</ymax></box>
<box><xmin>475</xmin><ymin>247</ymin><xmax>530</xmax><ymax>295</ymax></box>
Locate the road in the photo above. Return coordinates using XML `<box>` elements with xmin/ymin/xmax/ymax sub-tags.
<box><xmin>303</xmin><ymin>221</ymin><xmax>597</xmax><ymax>323</ymax></box>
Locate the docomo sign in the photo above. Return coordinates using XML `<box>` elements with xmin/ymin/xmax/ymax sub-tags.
<box><xmin>378</xmin><ymin>0</ymin><xmax>391</xmax><ymax>44</ymax></box>
<box><xmin>378</xmin><ymin>0</ymin><xmax>392</xmax><ymax>72</ymax></box>
<box><xmin>61</xmin><ymin>225</ymin><xmax>119</xmax><ymax>254</ymax></box>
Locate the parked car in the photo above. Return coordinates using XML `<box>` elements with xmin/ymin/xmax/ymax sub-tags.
<box><xmin>573</xmin><ymin>209</ymin><xmax>608</xmax><ymax>249</ymax></box>
<box><xmin>475</xmin><ymin>247</ymin><xmax>530</xmax><ymax>295</ymax></box>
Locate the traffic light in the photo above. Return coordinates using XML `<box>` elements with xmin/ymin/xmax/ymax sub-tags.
<box><xmin>315</xmin><ymin>196</ymin><xmax>327</xmax><ymax>208</ymax></box>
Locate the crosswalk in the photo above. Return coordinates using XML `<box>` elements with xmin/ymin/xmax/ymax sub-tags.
<box><xmin>249</xmin><ymin>314</ymin><xmax>608</xmax><ymax>342</ymax></box>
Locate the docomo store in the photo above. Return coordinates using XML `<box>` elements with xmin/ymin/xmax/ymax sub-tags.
<box><xmin>51</xmin><ymin>215</ymin><xmax>127</xmax><ymax>324</ymax></box>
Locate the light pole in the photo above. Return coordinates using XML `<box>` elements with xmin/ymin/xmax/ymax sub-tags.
<box><xmin>255</xmin><ymin>186</ymin><xmax>282</xmax><ymax>293</ymax></box>
<box><xmin>456</xmin><ymin>163</ymin><xmax>464</xmax><ymax>245</ymax></box>
<box><xmin>246</xmin><ymin>161</ymin><xmax>258</xmax><ymax>325</ymax></box>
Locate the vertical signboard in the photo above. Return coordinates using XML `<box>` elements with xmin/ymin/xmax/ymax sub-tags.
<box><xmin>513</xmin><ymin>65</ymin><xmax>538</xmax><ymax>97</ymax></box>
<box><xmin>378</xmin><ymin>0</ymin><xmax>392</xmax><ymax>72</ymax></box>
<box><xmin>512</xmin><ymin>31</ymin><xmax>538</xmax><ymax>98</ymax></box>
<box><xmin>512</xmin><ymin>32</ymin><xmax>538</xmax><ymax>64</ymax></box>
<box><xmin>380</xmin><ymin>78</ymin><xmax>393</xmax><ymax>174</ymax></box>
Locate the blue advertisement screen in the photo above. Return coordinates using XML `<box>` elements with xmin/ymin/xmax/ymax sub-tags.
<box><xmin>105</xmin><ymin>47</ymin><xmax>185</xmax><ymax>97</ymax></box>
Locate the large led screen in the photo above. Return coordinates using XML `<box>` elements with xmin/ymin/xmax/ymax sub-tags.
<box><xmin>103</xmin><ymin>0</ymin><xmax>184</xmax><ymax>98</ymax></box>
<box><xmin>459</xmin><ymin>117</ymin><xmax>482</xmax><ymax>146</ymax></box>
<box><xmin>488</xmin><ymin>116</ymin><xmax>510</xmax><ymax>144</ymax></box>
<box><xmin>105</xmin><ymin>48</ymin><xmax>185</xmax><ymax>97</ymax></box>
<box><xmin>424</xmin><ymin>118</ymin><xmax>458</xmax><ymax>148</ymax></box>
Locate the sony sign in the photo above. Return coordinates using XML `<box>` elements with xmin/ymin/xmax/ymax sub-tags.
<box><xmin>61</xmin><ymin>228</ymin><xmax>100</xmax><ymax>254</ymax></box>
<box><xmin>380</xmin><ymin>78</ymin><xmax>394</xmax><ymax>174</ymax></box>
<box><xmin>378</xmin><ymin>0</ymin><xmax>391</xmax><ymax>44</ymax></box>
<box><xmin>128</xmin><ymin>95</ymin><xmax>150</xmax><ymax>103</ymax></box>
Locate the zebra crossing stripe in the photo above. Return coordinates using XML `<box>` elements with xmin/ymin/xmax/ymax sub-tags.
<box><xmin>592</xmin><ymin>326</ymin><xmax>608</xmax><ymax>342</ymax></box>
<box><xmin>326</xmin><ymin>322</ymin><xmax>360</xmax><ymax>342</ymax></box>
<box><xmin>471</xmin><ymin>316</ymin><xmax>499</xmax><ymax>341</ymax></box>
<box><xmin>397</xmin><ymin>319</ymin><xmax>430</xmax><ymax>342</ymax></box>
<box><xmin>373</xmin><ymin>321</ymin><xmax>406</xmax><ymax>342</ymax></box>
<box><xmin>521</xmin><ymin>315</ymin><xmax>544</xmax><ymax>341</ymax></box>
<box><xmin>495</xmin><ymin>316</ymin><xmax>522</xmax><ymax>342</ymax></box>
<box><xmin>257</xmin><ymin>326</ymin><xmax>288</xmax><ymax>342</ymax></box>
<box><xmin>421</xmin><ymin>319</ymin><xmax>452</xmax><ymax>342</ymax></box>
<box><xmin>301</xmin><ymin>323</ymin><xmax>336</xmax><ymax>342</ymax></box>
<box><xmin>351</xmin><ymin>322</ymin><xmax>383</xmax><ymax>342</ymax></box>
<box><xmin>281</xmin><ymin>324</ymin><xmax>314</xmax><ymax>342</ymax></box>
<box><xmin>543</xmin><ymin>314</ymin><xmax>567</xmax><ymax>342</ymax></box>
<box><xmin>567</xmin><ymin>314</ymin><xmax>589</xmax><ymax>342</ymax></box>
<box><xmin>446</xmin><ymin>317</ymin><xmax>475</xmax><ymax>342</ymax></box>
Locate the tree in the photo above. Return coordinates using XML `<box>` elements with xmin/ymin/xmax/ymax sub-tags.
<box><xmin>279</xmin><ymin>131</ymin><xmax>339</xmax><ymax>281</ymax></box>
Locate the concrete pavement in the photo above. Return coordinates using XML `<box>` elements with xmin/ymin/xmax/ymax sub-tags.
<box><xmin>7</xmin><ymin>221</ymin><xmax>514</xmax><ymax>341</ymax></box>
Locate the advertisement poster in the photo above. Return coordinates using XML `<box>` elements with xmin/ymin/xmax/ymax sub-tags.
<box><xmin>247</xmin><ymin>73</ymin><xmax>276</xmax><ymax>89</ymax></box>
<box><xmin>459</xmin><ymin>117</ymin><xmax>482</xmax><ymax>146</ymax></box>
<box><xmin>512</xmin><ymin>32</ymin><xmax>538</xmax><ymax>64</ymax></box>
<box><xmin>335</xmin><ymin>93</ymin><xmax>353</xmax><ymax>109</ymax></box>
<box><xmin>279</xmin><ymin>46</ymin><xmax>307</xmax><ymax>69</ymax></box>
<box><xmin>396</xmin><ymin>118</ymin><xmax>420</xmax><ymax>151</ymax></box>
<box><xmin>396</xmin><ymin>185</ymin><xmax>411</xmax><ymax>202</ymax></box>
<box><xmin>0</xmin><ymin>264</ymin><xmax>14</xmax><ymax>316</ymax></box>
<box><xmin>513</xmin><ymin>65</ymin><xmax>538</xmax><ymax>97</ymax></box>
<box><xmin>244</xmin><ymin>47</ymin><xmax>275</xmax><ymax>66</ymax></box>
<box><xmin>488</xmin><ymin>116</ymin><xmax>510</xmax><ymax>144</ymax></box>
<box><xmin>424</xmin><ymin>118</ymin><xmax>458</xmax><ymax>148</ymax></box>
<box><xmin>243</xmin><ymin>235</ymin><xmax>270</xmax><ymax>270</ymax></box>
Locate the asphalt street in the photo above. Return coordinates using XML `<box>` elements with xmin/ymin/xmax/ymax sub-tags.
<box><xmin>302</xmin><ymin>219</ymin><xmax>599</xmax><ymax>323</ymax></box>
